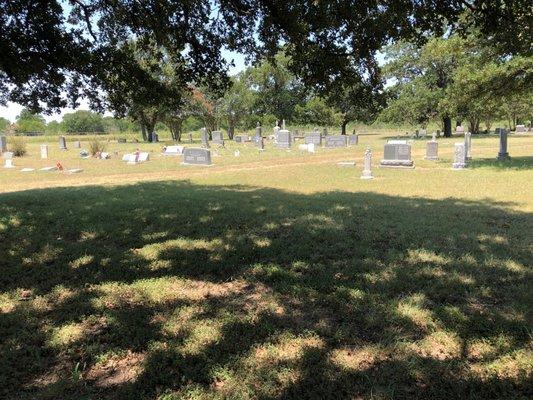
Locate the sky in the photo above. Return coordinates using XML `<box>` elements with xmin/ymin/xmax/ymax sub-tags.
<box><xmin>0</xmin><ymin>49</ymin><xmax>247</xmax><ymax>124</ymax></box>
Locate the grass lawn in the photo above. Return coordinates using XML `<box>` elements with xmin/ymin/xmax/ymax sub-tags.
<box><xmin>1</xmin><ymin>131</ymin><xmax>532</xmax><ymax>399</ymax></box>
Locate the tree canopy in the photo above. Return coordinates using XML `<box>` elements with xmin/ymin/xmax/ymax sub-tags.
<box><xmin>1</xmin><ymin>0</ymin><xmax>531</xmax><ymax>117</ymax></box>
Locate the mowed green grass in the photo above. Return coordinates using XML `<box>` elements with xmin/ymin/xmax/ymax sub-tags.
<box><xmin>0</xmin><ymin>131</ymin><xmax>532</xmax><ymax>399</ymax></box>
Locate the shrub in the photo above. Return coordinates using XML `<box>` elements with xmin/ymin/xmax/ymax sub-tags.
<box><xmin>9</xmin><ymin>136</ymin><xmax>27</xmax><ymax>156</ymax></box>
<box><xmin>88</xmin><ymin>139</ymin><xmax>106</xmax><ymax>156</ymax></box>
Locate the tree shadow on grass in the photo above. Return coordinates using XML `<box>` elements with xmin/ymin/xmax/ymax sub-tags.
<box><xmin>0</xmin><ymin>181</ymin><xmax>531</xmax><ymax>399</ymax></box>
<box><xmin>469</xmin><ymin>156</ymin><xmax>533</xmax><ymax>171</ymax></box>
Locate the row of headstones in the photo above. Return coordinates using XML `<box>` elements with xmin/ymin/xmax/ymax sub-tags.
<box><xmin>381</xmin><ymin>128</ymin><xmax>511</xmax><ymax>170</ymax></box>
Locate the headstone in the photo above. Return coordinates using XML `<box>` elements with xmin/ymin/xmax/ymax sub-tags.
<box><xmin>307</xmin><ymin>143</ymin><xmax>315</xmax><ymax>153</ymax></box>
<box><xmin>211</xmin><ymin>130</ymin><xmax>224</xmax><ymax>145</ymax></box>
<box><xmin>324</xmin><ymin>135</ymin><xmax>347</xmax><ymax>148</ymax></box>
<box><xmin>387</xmin><ymin>139</ymin><xmax>408</xmax><ymax>145</ymax></box>
<box><xmin>163</xmin><ymin>145</ymin><xmax>184</xmax><ymax>156</ymax></box>
<box><xmin>464</xmin><ymin>132</ymin><xmax>472</xmax><ymax>160</ymax></box>
<box><xmin>0</xmin><ymin>136</ymin><xmax>7</xmax><ymax>153</ymax></box>
<box><xmin>40</xmin><ymin>144</ymin><xmax>48</xmax><ymax>159</ymax></box>
<box><xmin>122</xmin><ymin>152</ymin><xmax>149</xmax><ymax>164</ymax></box>
<box><xmin>516</xmin><ymin>124</ymin><xmax>526</xmax><ymax>133</ymax></box>
<box><xmin>200</xmin><ymin>128</ymin><xmax>210</xmax><ymax>148</ymax></box>
<box><xmin>137</xmin><ymin>152</ymin><xmax>150</xmax><ymax>162</ymax></box>
<box><xmin>254</xmin><ymin>136</ymin><xmax>264</xmax><ymax>150</ymax></box>
<box><xmin>255</xmin><ymin>123</ymin><xmax>262</xmax><ymax>141</ymax></box>
<box><xmin>419</xmin><ymin>129</ymin><xmax>427</xmax><ymax>138</ymax></box>
<box><xmin>3</xmin><ymin>151</ymin><xmax>14</xmax><ymax>168</ymax></box>
<box><xmin>380</xmin><ymin>143</ymin><xmax>414</xmax><ymax>168</ymax></box>
<box><xmin>20</xmin><ymin>168</ymin><xmax>35</xmax><ymax>172</ymax></box>
<box><xmin>456</xmin><ymin>126</ymin><xmax>464</xmax><ymax>134</ymax></box>
<box><xmin>361</xmin><ymin>148</ymin><xmax>373</xmax><ymax>180</ymax></box>
<box><xmin>67</xmin><ymin>168</ymin><xmax>83</xmax><ymax>174</ymax></box>
<box><xmin>234</xmin><ymin>136</ymin><xmax>243</xmax><ymax>143</ymax></box>
<box><xmin>347</xmin><ymin>135</ymin><xmax>358</xmax><ymax>146</ymax></box>
<box><xmin>273</xmin><ymin>126</ymin><xmax>280</xmax><ymax>142</ymax></box>
<box><xmin>118</xmin><ymin>138</ymin><xmax>127</xmax><ymax>143</ymax></box>
<box><xmin>305</xmin><ymin>132</ymin><xmax>322</xmax><ymax>146</ymax></box>
<box><xmin>39</xmin><ymin>166</ymin><xmax>57</xmax><ymax>172</ymax></box>
<box><xmin>452</xmin><ymin>143</ymin><xmax>467</xmax><ymax>169</ymax></box>
<box><xmin>282</xmin><ymin>119</ymin><xmax>286</xmax><ymax>130</ymax></box>
<box><xmin>241</xmin><ymin>135</ymin><xmax>251</xmax><ymax>142</ymax></box>
<box><xmin>234</xmin><ymin>150</ymin><xmax>240</xmax><ymax>157</ymax></box>
<box><xmin>497</xmin><ymin>129</ymin><xmax>510</xmax><ymax>160</ymax></box>
<box><xmin>73</xmin><ymin>141</ymin><xmax>81</xmax><ymax>148</ymax></box>
<box><xmin>59</xmin><ymin>136</ymin><xmax>67</xmax><ymax>150</ymax></box>
<box><xmin>276</xmin><ymin>130</ymin><xmax>292</xmax><ymax>148</ymax></box>
<box><xmin>323</xmin><ymin>128</ymin><xmax>328</xmax><ymax>136</ymax></box>
<box><xmin>425</xmin><ymin>140</ymin><xmax>439</xmax><ymax>161</ymax></box>
<box><xmin>182</xmin><ymin>147</ymin><xmax>212</xmax><ymax>165</ymax></box>
<box><xmin>432</xmin><ymin>132</ymin><xmax>437</xmax><ymax>141</ymax></box>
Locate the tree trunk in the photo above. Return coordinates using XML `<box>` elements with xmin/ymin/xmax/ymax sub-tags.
<box><xmin>227</xmin><ymin>118</ymin><xmax>235</xmax><ymax>139</ymax></box>
<box><xmin>443</xmin><ymin>116</ymin><xmax>452</xmax><ymax>137</ymax></box>
<box><xmin>341</xmin><ymin>119</ymin><xmax>348</xmax><ymax>135</ymax></box>
<box><xmin>484</xmin><ymin>119</ymin><xmax>492</xmax><ymax>133</ymax></box>
<box><xmin>169</xmin><ymin>120</ymin><xmax>182</xmax><ymax>142</ymax></box>
<box><xmin>140</xmin><ymin>123</ymin><xmax>148</xmax><ymax>141</ymax></box>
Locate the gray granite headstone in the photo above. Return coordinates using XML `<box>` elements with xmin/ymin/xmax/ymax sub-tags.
<box><xmin>347</xmin><ymin>135</ymin><xmax>358</xmax><ymax>145</ymax></box>
<box><xmin>452</xmin><ymin>142</ymin><xmax>467</xmax><ymax>169</ymax></box>
<box><xmin>211</xmin><ymin>130</ymin><xmax>224</xmax><ymax>145</ymax></box>
<box><xmin>305</xmin><ymin>132</ymin><xmax>322</xmax><ymax>145</ymax></box>
<box><xmin>0</xmin><ymin>136</ymin><xmax>7</xmax><ymax>153</ymax></box>
<box><xmin>380</xmin><ymin>143</ymin><xmax>414</xmax><ymax>168</ymax></box>
<box><xmin>516</xmin><ymin>124</ymin><xmax>526</xmax><ymax>133</ymax></box>
<box><xmin>59</xmin><ymin>136</ymin><xmax>67</xmax><ymax>150</ymax></box>
<box><xmin>234</xmin><ymin>135</ymin><xmax>243</xmax><ymax>143</ymax></box>
<box><xmin>361</xmin><ymin>148</ymin><xmax>373</xmax><ymax>180</ymax></box>
<box><xmin>497</xmin><ymin>129</ymin><xmax>510</xmax><ymax>160</ymax></box>
<box><xmin>456</xmin><ymin>126</ymin><xmax>464</xmax><ymax>134</ymax></box>
<box><xmin>255</xmin><ymin>136</ymin><xmax>264</xmax><ymax>150</ymax></box>
<box><xmin>255</xmin><ymin>124</ymin><xmax>262</xmax><ymax>140</ymax></box>
<box><xmin>182</xmin><ymin>148</ymin><xmax>212</xmax><ymax>165</ymax></box>
<box><xmin>277</xmin><ymin>130</ymin><xmax>291</xmax><ymax>148</ymax></box>
<box><xmin>425</xmin><ymin>140</ymin><xmax>439</xmax><ymax>161</ymax></box>
<box><xmin>73</xmin><ymin>141</ymin><xmax>81</xmax><ymax>148</ymax></box>
<box><xmin>200</xmin><ymin>128</ymin><xmax>210</xmax><ymax>148</ymax></box>
<box><xmin>324</xmin><ymin>135</ymin><xmax>347</xmax><ymax>148</ymax></box>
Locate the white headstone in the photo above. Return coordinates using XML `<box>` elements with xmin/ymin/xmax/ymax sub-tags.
<box><xmin>40</xmin><ymin>144</ymin><xmax>48</xmax><ymax>159</ymax></box>
<box><xmin>452</xmin><ymin>143</ymin><xmax>467</xmax><ymax>170</ymax></box>
<box><xmin>361</xmin><ymin>148</ymin><xmax>373</xmax><ymax>179</ymax></box>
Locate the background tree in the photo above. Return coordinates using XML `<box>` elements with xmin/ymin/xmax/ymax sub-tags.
<box><xmin>381</xmin><ymin>37</ymin><xmax>467</xmax><ymax>136</ymax></box>
<box><xmin>61</xmin><ymin>110</ymin><xmax>105</xmax><ymax>134</ymax></box>
<box><xmin>14</xmin><ymin>108</ymin><xmax>46</xmax><ymax>133</ymax></box>
<box><xmin>245</xmin><ymin>53</ymin><xmax>305</xmax><ymax>124</ymax></box>
<box><xmin>217</xmin><ymin>75</ymin><xmax>254</xmax><ymax>138</ymax></box>
<box><xmin>293</xmin><ymin>97</ymin><xmax>338</xmax><ymax>127</ymax></box>
<box><xmin>0</xmin><ymin>117</ymin><xmax>10</xmax><ymax>132</ymax></box>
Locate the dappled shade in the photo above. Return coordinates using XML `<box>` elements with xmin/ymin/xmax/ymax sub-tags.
<box><xmin>0</xmin><ymin>182</ymin><xmax>531</xmax><ymax>399</ymax></box>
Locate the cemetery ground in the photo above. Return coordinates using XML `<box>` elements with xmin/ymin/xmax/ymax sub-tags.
<box><xmin>1</xmin><ymin>131</ymin><xmax>532</xmax><ymax>399</ymax></box>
